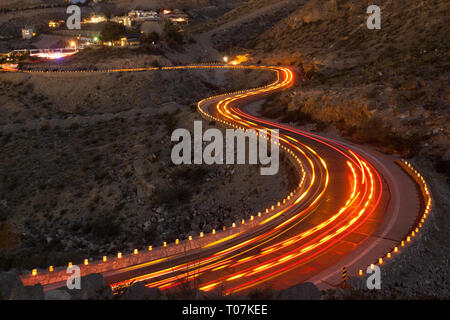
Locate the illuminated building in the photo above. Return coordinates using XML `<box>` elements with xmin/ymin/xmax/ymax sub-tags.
<box><xmin>22</xmin><ymin>26</ymin><xmax>36</xmax><ymax>39</ymax></box>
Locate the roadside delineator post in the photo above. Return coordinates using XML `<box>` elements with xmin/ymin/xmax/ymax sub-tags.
<box><xmin>342</xmin><ymin>267</ymin><xmax>348</xmax><ymax>287</ymax></box>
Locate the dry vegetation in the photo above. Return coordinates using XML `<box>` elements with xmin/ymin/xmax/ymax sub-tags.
<box><xmin>224</xmin><ymin>0</ymin><xmax>449</xmax><ymax>160</ymax></box>
<box><xmin>189</xmin><ymin>0</ymin><xmax>289</xmax><ymax>33</ymax></box>
<box><xmin>0</xmin><ymin>68</ymin><xmax>296</xmax><ymax>272</ymax></box>
<box><xmin>191</xmin><ymin>0</ymin><xmax>449</xmax><ymax>168</ymax></box>
<box><xmin>190</xmin><ymin>0</ymin><xmax>449</xmax><ymax>298</ymax></box>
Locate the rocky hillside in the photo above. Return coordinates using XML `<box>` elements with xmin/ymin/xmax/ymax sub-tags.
<box><xmin>0</xmin><ymin>0</ymin><xmax>243</xmax><ymax>11</ymax></box>
<box><xmin>0</xmin><ymin>68</ymin><xmax>296</xmax><ymax>273</ymax></box>
<box><xmin>214</xmin><ymin>0</ymin><xmax>449</xmax><ymax>159</ymax></box>
<box><xmin>113</xmin><ymin>0</ymin><xmax>244</xmax><ymax>10</ymax></box>
<box><xmin>191</xmin><ymin>0</ymin><xmax>449</xmax><ymax>299</ymax></box>
<box><xmin>0</xmin><ymin>0</ymin><xmax>57</xmax><ymax>10</ymax></box>
<box><xmin>209</xmin><ymin>0</ymin><xmax>306</xmax><ymax>52</ymax></box>
<box><xmin>194</xmin><ymin>0</ymin><xmax>449</xmax><ymax>159</ymax></box>
<box><xmin>189</xmin><ymin>0</ymin><xmax>294</xmax><ymax>33</ymax></box>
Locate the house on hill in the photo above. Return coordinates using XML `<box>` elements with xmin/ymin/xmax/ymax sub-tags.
<box><xmin>120</xmin><ymin>33</ymin><xmax>142</xmax><ymax>47</ymax></box>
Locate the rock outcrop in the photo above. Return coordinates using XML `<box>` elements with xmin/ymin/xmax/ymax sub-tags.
<box><xmin>118</xmin><ymin>282</ymin><xmax>168</xmax><ymax>300</ymax></box>
<box><xmin>0</xmin><ymin>271</ymin><xmax>44</xmax><ymax>300</ymax></box>
<box><xmin>274</xmin><ymin>282</ymin><xmax>322</xmax><ymax>300</ymax></box>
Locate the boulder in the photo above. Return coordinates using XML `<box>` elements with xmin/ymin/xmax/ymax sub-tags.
<box><xmin>13</xmin><ymin>284</ymin><xmax>44</xmax><ymax>300</ymax></box>
<box><xmin>63</xmin><ymin>273</ymin><xmax>113</xmax><ymax>300</ymax></box>
<box><xmin>45</xmin><ymin>289</ymin><xmax>72</xmax><ymax>300</ymax></box>
<box><xmin>119</xmin><ymin>282</ymin><xmax>167</xmax><ymax>300</ymax></box>
<box><xmin>274</xmin><ymin>282</ymin><xmax>322</xmax><ymax>300</ymax></box>
<box><xmin>347</xmin><ymin>276</ymin><xmax>367</xmax><ymax>291</ymax></box>
<box><xmin>0</xmin><ymin>271</ymin><xmax>23</xmax><ymax>300</ymax></box>
<box><xmin>0</xmin><ymin>272</ymin><xmax>44</xmax><ymax>300</ymax></box>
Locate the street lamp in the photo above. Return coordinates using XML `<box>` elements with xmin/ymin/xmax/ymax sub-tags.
<box><xmin>223</xmin><ymin>56</ymin><xmax>229</xmax><ymax>63</ymax></box>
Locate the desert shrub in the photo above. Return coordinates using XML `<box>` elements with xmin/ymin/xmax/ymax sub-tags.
<box><xmin>88</xmin><ymin>214</ymin><xmax>122</xmax><ymax>239</ymax></box>
<box><xmin>281</xmin><ymin>110</ymin><xmax>312</xmax><ymax>125</ymax></box>
<box><xmin>163</xmin><ymin>21</ymin><xmax>183</xmax><ymax>43</ymax></box>
<box><xmin>94</xmin><ymin>169</ymin><xmax>110</xmax><ymax>182</ymax></box>
<box><xmin>6</xmin><ymin>176</ymin><xmax>18</xmax><ymax>192</ymax></box>
<box><xmin>162</xmin><ymin>114</ymin><xmax>178</xmax><ymax>134</ymax></box>
<box><xmin>1</xmin><ymin>134</ymin><xmax>11</xmax><ymax>145</ymax></box>
<box><xmin>144</xmin><ymin>31</ymin><xmax>160</xmax><ymax>44</ymax></box>
<box><xmin>70</xmin><ymin>122</ymin><xmax>80</xmax><ymax>130</ymax></box>
<box><xmin>39</xmin><ymin>123</ymin><xmax>50</xmax><ymax>131</ymax></box>
<box><xmin>153</xmin><ymin>184</ymin><xmax>192</xmax><ymax>208</ymax></box>
<box><xmin>354</xmin><ymin>116</ymin><xmax>386</xmax><ymax>144</ymax></box>
<box><xmin>100</xmin><ymin>21</ymin><xmax>126</xmax><ymax>42</ymax></box>
<box><xmin>386</xmin><ymin>132</ymin><xmax>422</xmax><ymax>156</ymax></box>
<box><xmin>0</xmin><ymin>253</ymin><xmax>15</xmax><ymax>271</ymax></box>
<box><xmin>201</xmin><ymin>80</ymin><xmax>219</xmax><ymax>91</ymax></box>
<box><xmin>170</xmin><ymin>166</ymin><xmax>209</xmax><ymax>183</ymax></box>
<box><xmin>335</xmin><ymin>115</ymin><xmax>423</xmax><ymax>156</ymax></box>
<box><xmin>315</xmin><ymin>121</ymin><xmax>329</xmax><ymax>131</ymax></box>
<box><xmin>143</xmin><ymin>225</ymin><xmax>157</xmax><ymax>243</ymax></box>
<box><xmin>435</xmin><ymin>158</ymin><xmax>450</xmax><ymax>176</ymax></box>
<box><xmin>163</xmin><ymin>21</ymin><xmax>184</xmax><ymax>50</ymax></box>
<box><xmin>248</xmin><ymin>287</ymin><xmax>275</xmax><ymax>300</ymax></box>
<box><xmin>135</xmin><ymin>44</ymin><xmax>163</xmax><ymax>55</ymax></box>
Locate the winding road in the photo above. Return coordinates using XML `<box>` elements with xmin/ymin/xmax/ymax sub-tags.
<box><xmin>18</xmin><ymin>65</ymin><xmax>431</xmax><ymax>295</ymax></box>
